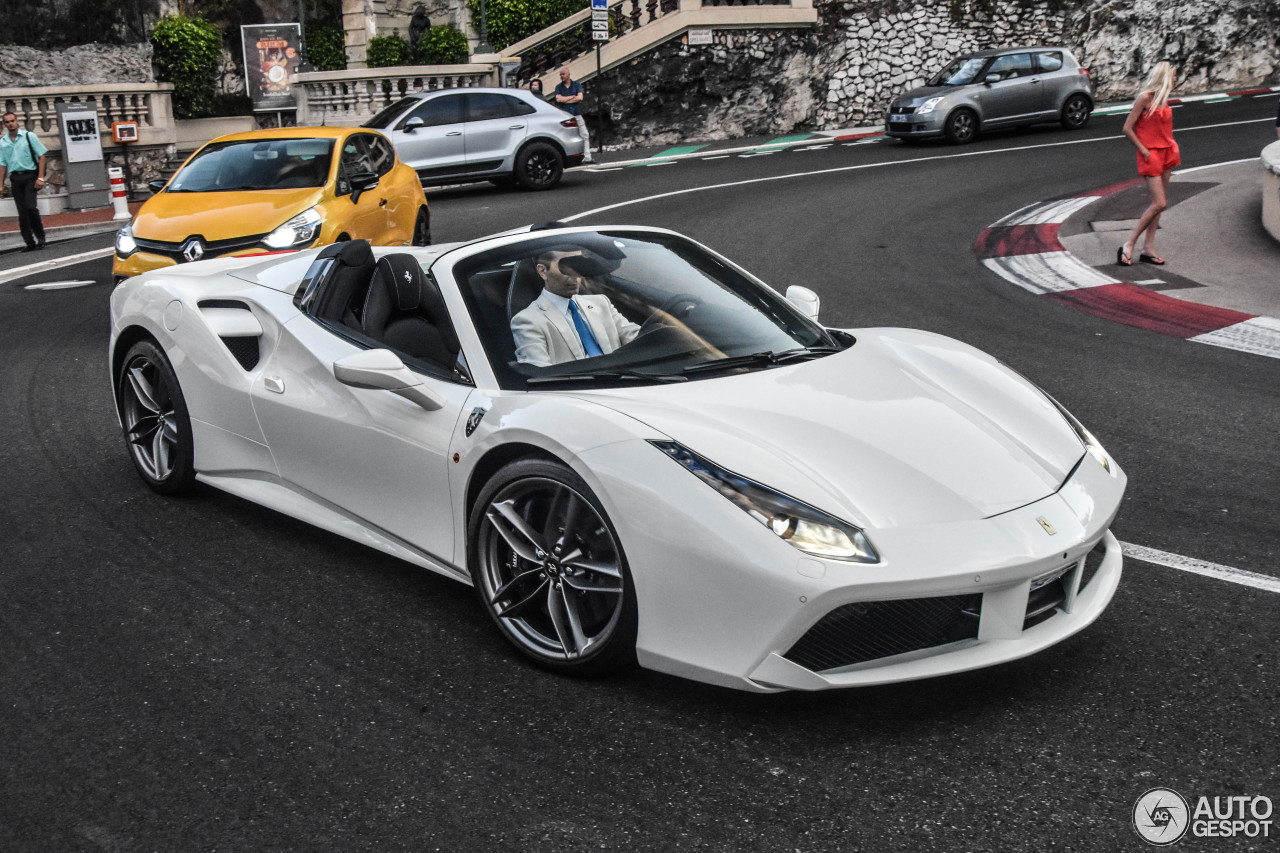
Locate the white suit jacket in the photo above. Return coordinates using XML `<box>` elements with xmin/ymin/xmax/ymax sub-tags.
<box><xmin>511</xmin><ymin>291</ymin><xmax>642</xmax><ymax>366</ymax></box>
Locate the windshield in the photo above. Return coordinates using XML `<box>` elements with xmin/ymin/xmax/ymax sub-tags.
<box><xmin>364</xmin><ymin>97</ymin><xmax>419</xmax><ymax>129</ymax></box>
<box><xmin>169</xmin><ymin>138</ymin><xmax>334</xmax><ymax>192</ymax></box>
<box><xmin>452</xmin><ymin>230</ymin><xmax>848</xmax><ymax>390</ymax></box>
<box><xmin>928</xmin><ymin>56</ymin><xmax>990</xmax><ymax>86</ymax></box>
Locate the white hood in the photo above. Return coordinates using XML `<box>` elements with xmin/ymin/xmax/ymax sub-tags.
<box><xmin>573</xmin><ymin>329</ymin><xmax>1086</xmax><ymax>528</ymax></box>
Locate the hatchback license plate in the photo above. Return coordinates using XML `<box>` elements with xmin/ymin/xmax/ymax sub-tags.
<box><xmin>889</xmin><ymin>113</ymin><xmax>910</xmax><ymax>123</ymax></box>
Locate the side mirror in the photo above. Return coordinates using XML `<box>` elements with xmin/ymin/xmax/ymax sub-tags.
<box><xmin>785</xmin><ymin>286</ymin><xmax>820</xmax><ymax>321</ymax></box>
<box><xmin>148</xmin><ymin>179</ymin><xmax>167</xmax><ymax>195</ymax></box>
<box><xmin>349</xmin><ymin>170</ymin><xmax>379</xmax><ymax>203</ymax></box>
<box><xmin>402</xmin><ymin>116</ymin><xmax>425</xmax><ymax>133</ymax></box>
<box><xmin>984</xmin><ymin>73</ymin><xmax>1001</xmax><ymax>85</ymax></box>
<box><xmin>334</xmin><ymin>348</ymin><xmax>445</xmax><ymax>411</ymax></box>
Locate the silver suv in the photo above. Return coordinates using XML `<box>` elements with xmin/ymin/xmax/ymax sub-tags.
<box><xmin>364</xmin><ymin>88</ymin><xmax>586</xmax><ymax>190</ymax></box>
<box><xmin>886</xmin><ymin>46</ymin><xmax>1094</xmax><ymax>144</ymax></box>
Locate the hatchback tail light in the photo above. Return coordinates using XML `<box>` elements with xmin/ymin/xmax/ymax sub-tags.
<box><xmin>1079</xmin><ymin>67</ymin><xmax>1091</xmax><ymax>78</ymax></box>
<box><xmin>560</xmin><ymin>118</ymin><xmax>579</xmax><ymax>128</ymax></box>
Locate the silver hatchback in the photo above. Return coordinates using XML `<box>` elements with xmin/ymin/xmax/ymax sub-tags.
<box><xmin>364</xmin><ymin>87</ymin><xmax>586</xmax><ymax>190</ymax></box>
<box><xmin>886</xmin><ymin>46</ymin><xmax>1094</xmax><ymax>144</ymax></box>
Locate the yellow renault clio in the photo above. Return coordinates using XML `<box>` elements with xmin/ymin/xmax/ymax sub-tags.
<box><xmin>114</xmin><ymin>127</ymin><xmax>430</xmax><ymax>279</ymax></box>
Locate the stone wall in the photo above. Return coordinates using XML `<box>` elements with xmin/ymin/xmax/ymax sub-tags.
<box><xmin>0</xmin><ymin>44</ymin><xmax>154</xmax><ymax>88</ymax></box>
<box><xmin>590</xmin><ymin>0</ymin><xmax>1280</xmax><ymax>148</ymax></box>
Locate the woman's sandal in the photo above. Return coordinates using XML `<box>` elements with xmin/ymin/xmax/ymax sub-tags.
<box><xmin>1139</xmin><ymin>253</ymin><xmax>1166</xmax><ymax>265</ymax></box>
<box><xmin>1117</xmin><ymin>247</ymin><xmax>1133</xmax><ymax>266</ymax></box>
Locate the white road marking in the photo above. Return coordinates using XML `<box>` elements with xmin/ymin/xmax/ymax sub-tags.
<box><xmin>562</xmin><ymin>120</ymin><xmax>1275</xmax><ymax>223</ymax></box>
<box><xmin>644</xmin><ymin>161</ymin><xmax>676</xmax><ymax>167</ymax></box>
<box><xmin>701</xmin><ymin>155</ymin><xmax>731</xmax><ymax>161</ymax></box>
<box><xmin>1132</xmin><ymin>279</ymin><xmax>1165</xmax><ymax>285</ymax></box>
<box><xmin>1121</xmin><ymin>542</ymin><xmax>1280</xmax><ymax>594</ymax></box>
<box><xmin>0</xmin><ymin>247</ymin><xmax>115</xmax><ymax>285</ymax></box>
<box><xmin>24</xmin><ymin>280</ymin><xmax>97</xmax><ymax>290</ymax></box>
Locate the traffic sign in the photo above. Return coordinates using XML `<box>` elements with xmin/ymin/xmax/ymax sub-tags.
<box><xmin>591</xmin><ymin>0</ymin><xmax>607</xmax><ymax>8</ymax></box>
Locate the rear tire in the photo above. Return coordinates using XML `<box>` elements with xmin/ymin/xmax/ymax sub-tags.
<box><xmin>1060</xmin><ymin>94</ymin><xmax>1092</xmax><ymax>130</ymax></box>
<box><xmin>513</xmin><ymin>141</ymin><xmax>564</xmax><ymax>191</ymax></box>
<box><xmin>116</xmin><ymin>340</ymin><xmax>196</xmax><ymax>495</ymax></box>
<box><xmin>944</xmin><ymin>109</ymin><xmax>978</xmax><ymax>144</ymax></box>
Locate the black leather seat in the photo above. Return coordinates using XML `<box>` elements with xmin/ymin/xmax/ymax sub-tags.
<box><xmin>361</xmin><ymin>253</ymin><xmax>459</xmax><ymax>368</ymax></box>
<box><xmin>506</xmin><ymin>259</ymin><xmax>545</xmax><ymax>323</ymax></box>
<box><xmin>307</xmin><ymin>239</ymin><xmax>375</xmax><ymax>330</ymax></box>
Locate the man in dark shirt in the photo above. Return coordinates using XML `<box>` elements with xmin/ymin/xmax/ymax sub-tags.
<box><xmin>553</xmin><ymin>67</ymin><xmax>593</xmax><ymax>164</ymax></box>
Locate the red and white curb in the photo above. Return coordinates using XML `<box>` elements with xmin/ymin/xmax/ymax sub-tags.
<box><xmin>974</xmin><ymin>182</ymin><xmax>1280</xmax><ymax>360</ymax></box>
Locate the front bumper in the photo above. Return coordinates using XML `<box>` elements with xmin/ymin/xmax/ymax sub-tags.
<box><xmin>885</xmin><ymin>110</ymin><xmax>949</xmax><ymax>138</ymax></box>
<box><xmin>581</xmin><ymin>439</ymin><xmax>1126</xmax><ymax>692</ymax></box>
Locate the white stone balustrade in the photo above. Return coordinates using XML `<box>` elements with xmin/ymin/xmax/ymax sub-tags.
<box><xmin>294</xmin><ymin>65</ymin><xmax>499</xmax><ymax>126</ymax></box>
<box><xmin>0</xmin><ymin>83</ymin><xmax>176</xmax><ymax>150</ymax></box>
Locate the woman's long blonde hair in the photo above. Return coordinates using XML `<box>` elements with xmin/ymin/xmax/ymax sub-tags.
<box><xmin>1140</xmin><ymin>61</ymin><xmax>1176</xmax><ymax>114</ymax></box>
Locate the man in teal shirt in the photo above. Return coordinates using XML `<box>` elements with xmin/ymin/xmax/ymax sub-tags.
<box><xmin>0</xmin><ymin>111</ymin><xmax>49</xmax><ymax>251</ymax></box>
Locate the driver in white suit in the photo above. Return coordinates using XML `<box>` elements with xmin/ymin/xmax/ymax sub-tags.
<box><xmin>511</xmin><ymin>249</ymin><xmax>641</xmax><ymax>366</ymax></box>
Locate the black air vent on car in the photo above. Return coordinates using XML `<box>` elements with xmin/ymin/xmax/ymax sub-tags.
<box><xmin>783</xmin><ymin>594</ymin><xmax>982</xmax><ymax>672</ymax></box>
<box><xmin>220</xmin><ymin>335</ymin><xmax>260</xmax><ymax>370</ymax></box>
<box><xmin>1078</xmin><ymin>539</ymin><xmax>1108</xmax><ymax>592</ymax></box>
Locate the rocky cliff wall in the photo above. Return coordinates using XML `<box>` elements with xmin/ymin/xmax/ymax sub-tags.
<box><xmin>590</xmin><ymin>0</ymin><xmax>1280</xmax><ymax>148</ymax></box>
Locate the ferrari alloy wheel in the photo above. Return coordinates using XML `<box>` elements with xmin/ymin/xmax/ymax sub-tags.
<box><xmin>513</xmin><ymin>141</ymin><xmax>563</xmax><ymax>191</ymax></box>
<box><xmin>117</xmin><ymin>340</ymin><xmax>196</xmax><ymax>495</ymax></box>
<box><xmin>944</xmin><ymin>109</ymin><xmax>978</xmax><ymax>144</ymax></box>
<box><xmin>1060</xmin><ymin>94</ymin><xmax>1091</xmax><ymax>130</ymax></box>
<box><xmin>412</xmin><ymin>207</ymin><xmax>431</xmax><ymax>246</ymax></box>
<box><xmin>470</xmin><ymin>458</ymin><xmax>636</xmax><ymax>674</ymax></box>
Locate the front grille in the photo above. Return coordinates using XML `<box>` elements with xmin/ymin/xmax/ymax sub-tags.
<box><xmin>1078</xmin><ymin>539</ymin><xmax>1107</xmax><ymax>591</ymax></box>
<box><xmin>783</xmin><ymin>594</ymin><xmax>982</xmax><ymax>672</ymax></box>
<box><xmin>134</xmin><ymin>233</ymin><xmax>268</xmax><ymax>262</ymax></box>
<box><xmin>888</xmin><ymin>122</ymin><xmax>919</xmax><ymax>133</ymax></box>
<box><xmin>891</xmin><ymin>106</ymin><xmax>916</xmax><ymax>115</ymax></box>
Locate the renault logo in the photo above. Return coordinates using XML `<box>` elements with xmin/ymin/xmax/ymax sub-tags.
<box><xmin>182</xmin><ymin>239</ymin><xmax>204</xmax><ymax>263</ymax></box>
<box><xmin>1037</xmin><ymin>516</ymin><xmax>1057</xmax><ymax>535</ymax></box>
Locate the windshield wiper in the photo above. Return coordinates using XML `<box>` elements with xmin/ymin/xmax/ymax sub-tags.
<box><xmin>526</xmin><ymin>370</ymin><xmax>688</xmax><ymax>385</ymax></box>
<box><xmin>680</xmin><ymin>347</ymin><xmax>839</xmax><ymax>375</ymax></box>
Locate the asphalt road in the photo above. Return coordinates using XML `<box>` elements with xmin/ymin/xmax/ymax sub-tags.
<box><xmin>2</xmin><ymin>97</ymin><xmax>1277</xmax><ymax>852</ymax></box>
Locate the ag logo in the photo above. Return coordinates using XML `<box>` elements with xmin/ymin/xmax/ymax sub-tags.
<box><xmin>1133</xmin><ymin>788</ymin><xmax>1190</xmax><ymax>845</ymax></box>
<box><xmin>182</xmin><ymin>238</ymin><xmax>205</xmax><ymax>263</ymax></box>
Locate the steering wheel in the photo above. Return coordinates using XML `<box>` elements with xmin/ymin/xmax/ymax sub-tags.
<box><xmin>637</xmin><ymin>294</ymin><xmax>703</xmax><ymax>337</ymax></box>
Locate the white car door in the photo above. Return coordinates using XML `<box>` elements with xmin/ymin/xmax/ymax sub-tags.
<box><xmin>463</xmin><ymin>92</ymin><xmax>533</xmax><ymax>171</ymax></box>
<box><xmin>249</xmin><ymin>313</ymin><xmax>472</xmax><ymax>566</ymax></box>
<box><xmin>387</xmin><ymin>93</ymin><xmax>467</xmax><ymax>179</ymax></box>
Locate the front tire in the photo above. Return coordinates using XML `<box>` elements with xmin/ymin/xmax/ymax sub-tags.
<box><xmin>469</xmin><ymin>458</ymin><xmax>637</xmax><ymax>675</ymax></box>
<box><xmin>513</xmin><ymin>141</ymin><xmax>564</xmax><ymax>191</ymax></box>
<box><xmin>944</xmin><ymin>109</ymin><xmax>978</xmax><ymax>144</ymax></box>
<box><xmin>412</xmin><ymin>206</ymin><xmax>431</xmax><ymax>246</ymax></box>
<box><xmin>117</xmin><ymin>340</ymin><xmax>196</xmax><ymax>495</ymax></box>
<box><xmin>1060</xmin><ymin>94</ymin><xmax>1092</xmax><ymax>130</ymax></box>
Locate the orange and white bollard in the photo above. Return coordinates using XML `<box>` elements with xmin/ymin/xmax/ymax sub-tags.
<box><xmin>109</xmin><ymin>167</ymin><xmax>130</xmax><ymax>221</ymax></box>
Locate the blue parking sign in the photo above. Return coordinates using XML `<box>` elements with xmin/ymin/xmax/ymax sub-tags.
<box><xmin>591</xmin><ymin>0</ymin><xmax>607</xmax><ymax>8</ymax></box>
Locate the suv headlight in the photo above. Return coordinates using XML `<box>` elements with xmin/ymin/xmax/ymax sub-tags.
<box><xmin>115</xmin><ymin>224</ymin><xmax>137</xmax><ymax>257</ymax></box>
<box><xmin>651</xmin><ymin>441</ymin><xmax>879</xmax><ymax>563</ymax></box>
<box><xmin>916</xmin><ymin>97</ymin><xmax>943</xmax><ymax>115</ymax></box>
<box><xmin>264</xmin><ymin>207</ymin><xmax>323</xmax><ymax>249</ymax></box>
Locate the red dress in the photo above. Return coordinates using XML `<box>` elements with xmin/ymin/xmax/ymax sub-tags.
<box><xmin>1133</xmin><ymin>103</ymin><xmax>1180</xmax><ymax>177</ymax></box>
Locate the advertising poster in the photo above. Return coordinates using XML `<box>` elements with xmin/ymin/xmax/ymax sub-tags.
<box><xmin>241</xmin><ymin>24</ymin><xmax>303</xmax><ymax>112</ymax></box>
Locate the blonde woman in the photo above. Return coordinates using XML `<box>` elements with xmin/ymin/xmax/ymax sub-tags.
<box><xmin>1118</xmin><ymin>62</ymin><xmax>1180</xmax><ymax>266</ymax></box>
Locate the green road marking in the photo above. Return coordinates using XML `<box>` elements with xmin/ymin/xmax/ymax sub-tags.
<box><xmin>651</xmin><ymin>145</ymin><xmax>708</xmax><ymax>159</ymax></box>
<box><xmin>746</xmin><ymin>134</ymin><xmax>817</xmax><ymax>152</ymax></box>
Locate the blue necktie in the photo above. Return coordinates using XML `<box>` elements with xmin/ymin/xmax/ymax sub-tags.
<box><xmin>568</xmin><ymin>300</ymin><xmax>603</xmax><ymax>357</ymax></box>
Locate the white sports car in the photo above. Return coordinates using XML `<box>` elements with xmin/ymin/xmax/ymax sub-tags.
<box><xmin>109</xmin><ymin>225</ymin><xmax>1126</xmax><ymax>692</ymax></box>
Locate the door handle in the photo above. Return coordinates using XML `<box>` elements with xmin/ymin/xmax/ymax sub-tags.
<box><xmin>446</xmin><ymin>131</ymin><xmax>461</xmax><ymax>136</ymax></box>
<box><xmin>508</xmin><ymin>124</ymin><xmax>526</xmax><ymax>129</ymax></box>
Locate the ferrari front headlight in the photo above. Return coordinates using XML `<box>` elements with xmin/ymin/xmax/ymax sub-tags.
<box><xmin>651</xmin><ymin>441</ymin><xmax>879</xmax><ymax>563</ymax></box>
<box><xmin>115</xmin><ymin>224</ymin><xmax>137</xmax><ymax>257</ymax></box>
<box><xmin>1047</xmin><ymin>398</ymin><xmax>1115</xmax><ymax>476</ymax></box>
<box><xmin>264</xmin><ymin>207</ymin><xmax>323</xmax><ymax>249</ymax></box>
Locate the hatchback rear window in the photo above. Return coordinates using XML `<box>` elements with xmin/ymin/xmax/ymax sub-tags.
<box><xmin>1036</xmin><ymin>52</ymin><xmax>1064</xmax><ymax>72</ymax></box>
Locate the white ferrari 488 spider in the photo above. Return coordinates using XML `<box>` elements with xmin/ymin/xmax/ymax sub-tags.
<box><xmin>109</xmin><ymin>225</ymin><xmax>1126</xmax><ymax>692</ymax></box>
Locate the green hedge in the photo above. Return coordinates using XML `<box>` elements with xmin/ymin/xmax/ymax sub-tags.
<box><xmin>466</xmin><ymin>0</ymin><xmax>587</xmax><ymax>52</ymax></box>
<box><xmin>419</xmin><ymin>25</ymin><xmax>470</xmax><ymax>64</ymax></box>
<box><xmin>151</xmin><ymin>15</ymin><xmax>223</xmax><ymax>119</ymax></box>
<box><xmin>306</xmin><ymin>22</ymin><xmax>348</xmax><ymax>71</ymax></box>
<box><xmin>366</xmin><ymin>34</ymin><xmax>413</xmax><ymax>68</ymax></box>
